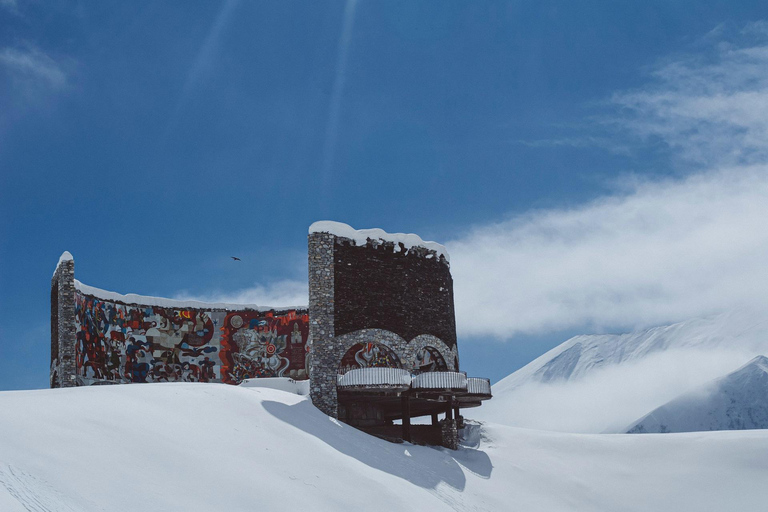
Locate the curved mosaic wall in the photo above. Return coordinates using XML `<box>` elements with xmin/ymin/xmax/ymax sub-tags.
<box><xmin>73</xmin><ymin>289</ymin><xmax>309</xmax><ymax>386</ymax></box>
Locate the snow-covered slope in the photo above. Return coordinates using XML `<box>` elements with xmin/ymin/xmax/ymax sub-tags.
<box><xmin>477</xmin><ymin>311</ymin><xmax>768</xmax><ymax>433</ymax></box>
<box><xmin>495</xmin><ymin>311</ymin><xmax>768</xmax><ymax>394</ymax></box>
<box><xmin>1</xmin><ymin>384</ymin><xmax>768</xmax><ymax>512</ymax></box>
<box><xmin>626</xmin><ymin>355</ymin><xmax>768</xmax><ymax>433</ymax></box>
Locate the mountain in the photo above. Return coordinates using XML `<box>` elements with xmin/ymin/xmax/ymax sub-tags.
<box><xmin>626</xmin><ymin>355</ymin><xmax>768</xmax><ymax>433</ymax></box>
<box><xmin>494</xmin><ymin>311</ymin><xmax>768</xmax><ymax>394</ymax></box>
<box><xmin>477</xmin><ymin>310</ymin><xmax>768</xmax><ymax>433</ymax></box>
<box><xmin>1</xmin><ymin>383</ymin><xmax>768</xmax><ymax>511</ymax></box>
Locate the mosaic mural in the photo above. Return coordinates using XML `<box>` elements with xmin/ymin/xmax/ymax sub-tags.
<box><xmin>74</xmin><ymin>291</ymin><xmax>309</xmax><ymax>385</ymax></box>
<box><xmin>338</xmin><ymin>342</ymin><xmax>402</xmax><ymax>375</ymax></box>
<box><xmin>219</xmin><ymin>310</ymin><xmax>310</xmax><ymax>383</ymax></box>
<box><xmin>415</xmin><ymin>346</ymin><xmax>447</xmax><ymax>372</ymax></box>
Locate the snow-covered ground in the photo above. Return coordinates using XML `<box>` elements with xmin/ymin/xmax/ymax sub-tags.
<box><xmin>1</xmin><ymin>383</ymin><xmax>767</xmax><ymax>511</ymax></box>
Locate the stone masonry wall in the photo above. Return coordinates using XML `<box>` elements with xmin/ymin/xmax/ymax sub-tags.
<box><xmin>333</xmin><ymin>238</ymin><xmax>457</xmax><ymax>349</ymax></box>
<box><xmin>308</xmin><ymin>228</ymin><xmax>460</xmax><ymax>418</ymax></box>
<box><xmin>51</xmin><ymin>258</ymin><xmax>77</xmax><ymax>388</ymax></box>
<box><xmin>308</xmin><ymin>232</ymin><xmax>337</xmax><ymax>417</ymax></box>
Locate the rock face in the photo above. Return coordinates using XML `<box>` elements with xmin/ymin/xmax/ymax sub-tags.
<box><xmin>626</xmin><ymin>355</ymin><xmax>768</xmax><ymax>433</ymax></box>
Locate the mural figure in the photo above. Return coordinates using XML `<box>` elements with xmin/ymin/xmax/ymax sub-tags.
<box><xmin>73</xmin><ymin>292</ymin><xmax>309</xmax><ymax>386</ymax></box>
<box><xmin>338</xmin><ymin>342</ymin><xmax>402</xmax><ymax>375</ymax></box>
<box><xmin>220</xmin><ymin>311</ymin><xmax>309</xmax><ymax>384</ymax></box>
<box><xmin>415</xmin><ymin>346</ymin><xmax>448</xmax><ymax>372</ymax></box>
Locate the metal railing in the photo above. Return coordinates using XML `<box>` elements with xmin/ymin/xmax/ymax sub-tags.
<box><xmin>337</xmin><ymin>367</ymin><xmax>412</xmax><ymax>388</ymax></box>
<box><xmin>467</xmin><ymin>377</ymin><xmax>492</xmax><ymax>396</ymax></box>
<box><xmin>411</xmin><ymin>371</ymin><xmax>468</xmax><ymax>391</ymax></box>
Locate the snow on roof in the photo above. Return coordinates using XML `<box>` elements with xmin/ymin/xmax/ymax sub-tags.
<box><xmin>308</xmin><ymin>221</ymin><xmax>450</xmax><ymax>262</ymax></box>
<box><xmin>74</xmin><ymin>279</ymin><xmax>307</xmax><ymax>312</ymax></box>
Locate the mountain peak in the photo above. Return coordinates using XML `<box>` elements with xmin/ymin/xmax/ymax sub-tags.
<box><xmin>626</xmin><ymin>354</ymin><xmax>768</xmax><ymax>434</ymax></box>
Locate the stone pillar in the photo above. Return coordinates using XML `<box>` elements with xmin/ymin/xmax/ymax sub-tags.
<box><xmin>401</xmin><ymin>395</ymin><xmax>412</xmax><ymax>442</ymax></box>
<box><xmin>51</xmin><ymin>253</ymin><xmax>77</xmax><ymax>388</ymax></box>
<box><xmin>441</xmin><ymin>419</ymin><xmax>458</xmax><ymax>450</ymax></box>
<box><xmin>441</xmin><ymin>395</ymin><xmax>458</xmax><ymax>449</ymax></box>
<box><xmin>454</xmin><ymin>407</ymin><xmax>462</xmax><ymax>428</ymax></box>
<box><xmin>308</xmin><ymin>232</ymin><xmax>338</xmax><ymax>417</ymax></box>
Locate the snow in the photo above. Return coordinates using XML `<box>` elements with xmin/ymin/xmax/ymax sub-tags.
<box><xmin>477</xmin><ymin>311</ymin><xmax>768</xmax><ymax>433</ymax></box>
<box><xmin>494</xmin><ymin>311</ymin><xmax>768</xmax><ymax>394</ymax></box>
<box><xmin>74</xmin><ymin>279</ymin><xmax>306</xmax><ymax>311</ymax></box>
<box><xmin>309</xmin><ymin>221</ymin><xmax>450</xmax><ymax>262</ymax></box>
<box><xmin>239</xmin><ymin>377</ymin><xmax>310</xmax><ymax>396</ymax></box>
<box><xmin>52</xmin><ymin>251</ymin><xmax>73</xmax><ymax>277</ymax></box>
<box><xmin>1</xmin><ymin>384</ymin><xmax>767</xmax><ymax>511</ymax></box>
<box><xmin>626</xmin><ymin>355</ymin><xmax>768</xmax><ymax>433</ymax></box>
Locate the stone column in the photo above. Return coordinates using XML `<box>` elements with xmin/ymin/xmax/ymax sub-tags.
<box><xmin>401</xmin><ymin>395</ymin><xmax>412</xmax><ymax>442</ymax></box>
<box><xmin>308</xmin><ymin>232</ymin><xmax>338</xmax><ymax>417</ymax></box>
<box><xmin>441</xmin><ymin>419</ymin><xmax>458</xmax><ymax>450</ymax></box>
<box><xmin>51</xmin><ymin>253</ymin><xmax>77</xmax><ymax>388</ymax></box>
<box><xmin>441</xmin><ymin>395</ymin><xmax>458</xmax><ymax>449</ymax></box>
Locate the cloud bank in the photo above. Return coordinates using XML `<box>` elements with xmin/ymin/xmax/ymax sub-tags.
<box><xmin>477</xmin><ymin>347</ymin><xmax>756</xmax><ymax>433</ymax></box>
<box><xmin>174</xmin><ymin>279</ymin><xmax>308</xmax><ymax>310</ymax></box>
<box><xmin>449</xmin><ymin>24</ymin><xmax>768</xmax><ymax>340</ymax></box>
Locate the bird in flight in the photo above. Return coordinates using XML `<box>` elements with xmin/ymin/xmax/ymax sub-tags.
<box><xmin>231</xmin><ymin>256</ymin><xmax>241</xmax><ymax>261</ymax></box>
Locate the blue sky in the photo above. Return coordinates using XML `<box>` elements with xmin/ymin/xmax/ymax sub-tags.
<box><xmin>2</xmin><ymin>1</ymin><xmax>768</xmax><ymax>391</ymax></box>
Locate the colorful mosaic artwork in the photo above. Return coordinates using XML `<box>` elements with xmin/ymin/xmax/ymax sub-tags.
<box><xmin>338</xmin><ymin>342</ymin><xmax>402</xmax><ymax>375</ymax></box>
<box><xmin>74</xmin><ymin>291</ymin><xmax>309</xmax><ymax>385</ymax></box>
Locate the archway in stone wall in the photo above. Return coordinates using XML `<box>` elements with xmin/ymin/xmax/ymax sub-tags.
<box><xmin>338</xmin><ymin>341</ymin><xmax>402</xmax><ymax>375</ymax></box>
<box><xmin>408</xmin><ymin>334</ymin><xmax>458</xmax><ymax>372</ymax></box>
<box><xmin>415</xmin><ymin>346</ymin><xmax>448</xmax><ymax>372</ymax></box>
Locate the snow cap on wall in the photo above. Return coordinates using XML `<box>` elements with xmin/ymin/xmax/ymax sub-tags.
<box><xmin>74</xmin><ymin>280</ymin><xmax>306</xmax><ymax>312</ymax></box>
<box><xmin>309</xmin><ymin>221</ymin><xmax>450</xmax><ymax>262</ymax></box>
<box><xmin>53</xmin><ymin>251</ymin><xmax>74</xmax><ymax>277</ymax></box>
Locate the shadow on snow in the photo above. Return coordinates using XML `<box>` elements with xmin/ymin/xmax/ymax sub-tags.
<box><xmin>262</xmin><ymin>399</ymin><xmax>492</xmax><ymax>491</ymax></box>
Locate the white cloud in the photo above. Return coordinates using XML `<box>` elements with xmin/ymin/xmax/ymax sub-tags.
<box><xmin>478</xmin><ymin>347</ymin><xmax>755</xmax><ymax>433</ymax></box>
<box><xmin>174</xmin><ymin>279</ymin><xmax>308</xmax><ymax>309</ymax></box>
<box><xmin>448</xmin><ymin>26</ymin><xmax>768</xmax><ymax>340</ymax></box>
<box><xmin>0</xmin><ymin>46</ymin><xmax>67</xmax><ymax>89</ymax></box>
<box><xmin>611</xmin><ymin>24</ymin><xmax>768</xmax><ymax>167</ymax></box>
<box><xmin>170</xmin><ymin>0</ymin><xmax>240</xmax><ymax>124</ymax></box>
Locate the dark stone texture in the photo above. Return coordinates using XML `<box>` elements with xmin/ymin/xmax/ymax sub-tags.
<box><xmin>333</xmin><ymin>238</ymin><xmax>457</xmax><ymax>349</ymax></box>
<box><xmin>51</xmin><ymin>258</ymin><xmax>77</xmax><ymax>388</ymax></box>
<box><xmin>308</xmin><ymin>232</ymin><xmax>338</xmax><ymax>417</ymax></box>
<box><xmin>441</xmin><ymin>419</ymin><xmax>459</xmax><ymax>450</ymax></box>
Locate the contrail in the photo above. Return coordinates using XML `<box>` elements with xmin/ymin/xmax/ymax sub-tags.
<box><xmin>320</xmin><ymin>0</ymin><xmax>358</xmax><ymax>213</ymax></box>
<box><xmin>167</xmin><ymin>0</ymin><xmax>240</xmax><ymax>133</ymax></box>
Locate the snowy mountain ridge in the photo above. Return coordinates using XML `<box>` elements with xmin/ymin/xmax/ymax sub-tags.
<box><xmin>625</xmin><ymin>355</ymin><xmax>768</xmax><ymax>433</ymax></box>
<box><xmin>477</xmin><ymin>310</ymin><xmax>768</xmax><ymax>433</ymax></box>
<box><xmin>493</xmin><ymin>310</ymin><xmax>768</xmax><ymax>395</ymax></box>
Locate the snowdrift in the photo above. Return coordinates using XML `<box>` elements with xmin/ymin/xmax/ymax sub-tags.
<box><xmin>1</xmin><ymin>384</ymin><xmax>768</xmax><ymax>511</ymax></box>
